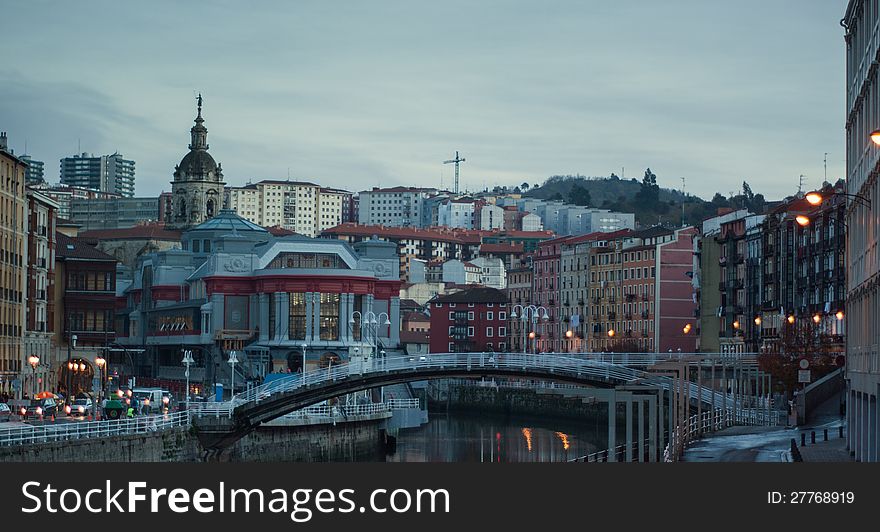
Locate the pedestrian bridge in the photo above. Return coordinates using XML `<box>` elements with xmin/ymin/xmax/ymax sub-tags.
<box><xmin>190</xmin><ymin>352</ymin><xmax>747</xmax><ymax>452</ymax></box>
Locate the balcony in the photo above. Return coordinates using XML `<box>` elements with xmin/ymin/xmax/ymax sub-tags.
<box><xmin>625</xmin><ymin>293</ymin><xmax>637</xmax><ymax>302</ymax></box>
<box><xmin>624</xmin><ymin>313</ymin><xmax>633</xmax><ymax>320</ymax></box>
<box><xmin>608</xmin><ymin>312</ymin><xmax>617</xmax><ymax>320</ymax></box>
<box><xmin>37</xmin><ymin>258</ymin><xmax>47</xmax><ymax>269</ymax></box>
<box><xmin>734</xmin><ymin>254</ymin><xmax>744</xmax><ymax>264</ymax></box>
<box><xmin>719</xmin><ymin>256</ymin><xmax>727</xmax><ymax>266</ymax></box>
<box><xmin>578</xmin><ymin>299</ymin><xmax>585</xmax><ymax>306</ymax></box>
<box><xmin>641</xmin><ymin>294</ymin><xmax>649</xmax><ymax>302</ymax></box>
<box><xmin>641</xmin><ymin>310</ymin><xmax>650</xmax><ymax>319</ymax></box>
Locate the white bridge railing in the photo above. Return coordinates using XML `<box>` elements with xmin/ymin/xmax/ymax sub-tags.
<box><xmin>0</xmin><ymin>411</ymin><xmax>191</xmax><ymax>447</ymax></box>
<box><xmin>189</xmin><ymin>353</ymin><xmax>745</xmax><ymax>419</ymax></box>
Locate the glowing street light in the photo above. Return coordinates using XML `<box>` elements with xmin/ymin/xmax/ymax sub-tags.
<box><xmin>805</xmin><ymin>192</ymin><xmax>823</xmax><ymax>206</ymax></box>
<box><xmin>871</xmin><ymin>129</ymin><xmax>880</xmax><ymax>146</ymax></box>
<box><xmin>795</xmin><ymin>215</ymin><xmax>810</xmax><ymax>227</ymax></box>
<box><xmin>787</xmin><ymin>315</ymin><xmax>796</xmax><ymax>325</ymax></box>
<box><xmin>607</xmin><ymin>329</ymin><xmax>616</xmax><ymax>338</ymax></box>
<box><xmin>836</xmin><ymin>310</ymin><xmax>845</xmax><ymax>320</ymax></box>
<box><xmin>812</xmin><ymin>313</ymin><xmax>822</xmax><ymax>324</ymax></box>
<box><xmin>754</xmin><ymin>316</ymin><xmax>762</xmax><ymax>326</ymax></box>
<box><xmin>28</xmin><ymin>354</ymin><xmax>39</xmax><ymax>397</ymax></box>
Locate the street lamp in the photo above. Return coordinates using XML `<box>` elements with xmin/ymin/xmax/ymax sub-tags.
<box><xmin>300</xmin><ymin>343</ymin><xmax>307</xmax><ymax>375</ymax></box>
<box><xmin>95</xmin><ymin>355</ymin><xmax>106</xmax><ymax>418</ymax></box>
<box><xmin>28</xmin><ymin>354</ymin><xmax>39</xmax><ymax>397</ymax></box>
<box><xmin>227</xmin><ymin>350</ymin><xmax>239</xmax><ymax>398</ymax></box>
<box><xmin>181</xmin><ymin>349</ymin><xmax>194</xmax><ymax>408</ymax></box>
<box><xmin>804</xmin><ymin>189</ymin><xmax>871</xmax><ymax>209</ymax></box>
<box><xmin>510</xmin><ymin>305</ymin><xmax>550</xmax><ymax>354</ymax></box>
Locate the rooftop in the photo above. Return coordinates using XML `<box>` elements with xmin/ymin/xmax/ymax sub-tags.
<box><xmin>56</xmin><ymin>232</ymin><xmax>118</xmax><ymax>261</ymax></box>
<box><xmin>79</xmin><ymin>223</ymin><xmax>181</xmax><ymax>242</ymax></box>
<box><xmin>431</xmin><ymin>286</ymin><xmax>507</xmax><ymax>304</ymax></box>
<box><xmin>188</xmin><ymin>209</ymin><xmax>268</xmax><ymax>234</ymax></box>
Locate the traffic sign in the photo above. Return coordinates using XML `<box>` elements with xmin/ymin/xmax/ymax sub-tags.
<box><xmin>798</xmin><ymin>370</ymin><xmax>811</xmax><ymax>383</ymax></box>
<box><xmin>798</xmin><ymin>358</ymin><xmax>809</xmax><ymax>370</ymax></box>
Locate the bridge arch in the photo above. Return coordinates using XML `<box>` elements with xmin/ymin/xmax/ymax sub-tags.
<box><xmin>192</xmin><ymin>353</ymin><xmax>722</xmax><ymax>451</ymax></box>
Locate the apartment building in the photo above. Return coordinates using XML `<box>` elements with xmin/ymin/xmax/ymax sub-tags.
<box><xmin>0</xmin><ymin>133</ymin><xmax>27</xmax><ymax>400</ymax></box>
<box><xmin>224</xmin><ymin>180</ymin><xmax>351</xmax><ymax>237</ymax></box>
<box><xmin>358</xmin><ymin>186</ymin><xmax>438</xmax><ymax>227</ymax></box>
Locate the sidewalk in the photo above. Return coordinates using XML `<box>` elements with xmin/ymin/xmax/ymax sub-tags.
<box><xmin>797</xmin><ymin>437</ymin><xmax>852</xmax><ymax>462</ymax></box>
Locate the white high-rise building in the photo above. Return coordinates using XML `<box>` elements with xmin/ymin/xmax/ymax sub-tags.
<box><xmin>358</xmin><ymin>186</ymin><xmax>437</xmax><ymax>227</ymax></box>
<box><xmin>843</xmin><ymin>0</ymin><xmax>880</xmax><ymax>462</ymax></box>
<box><xmin>224</xmin><ymin>180</ymin><xmax>350</xmax><ymax>237</ymax></box>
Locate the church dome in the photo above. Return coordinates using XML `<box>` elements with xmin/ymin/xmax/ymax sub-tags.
<box><xmin>176</xmin><ymin>150</ymin><xmax>218</xmax><ymax>179</ymax></box>
<box><xmin>172</xmin><ymin>94</ymin><xmax>223</xmax><ymax>183</ymax></box>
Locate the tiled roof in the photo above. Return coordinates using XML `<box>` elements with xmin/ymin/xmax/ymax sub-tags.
<box><xmin>479</xmin><ymin>243</ymin><xmax>524</xmax><ymax>254</ymax></box>
<box><xmin>431</xmin><ymin>287</ymin><xmax>507</xmax><ymax>304</ymax></box>
<box><xmin>400</xmin><ymin>331</ymin><xmax>430</xmax><ymax>344</ymax></box>
<box><xmin>78</xmin><ymin>224</ymin><xmax>181</xmax><ymax>241</ymax></box>
<box><xmin>56</xmin><ymin>232</ymin><xmax>118</xmax><ymax>261</ymax></box>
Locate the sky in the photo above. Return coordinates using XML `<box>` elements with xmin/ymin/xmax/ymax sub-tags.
<box><xmin>1</xmin><ymin>0</ymin><xmax>848</xmax><ymax>201</ymax></box>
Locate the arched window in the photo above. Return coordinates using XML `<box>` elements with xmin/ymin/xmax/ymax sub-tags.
<box><xmin>178</xmin><ymin>198</ymin><xmax>187</xmax><ymax>220</ymax></box>
<box><xmin>206</xmin><ymin>198</ymin><xmax>215</xmax><ymax>218</ymax></box>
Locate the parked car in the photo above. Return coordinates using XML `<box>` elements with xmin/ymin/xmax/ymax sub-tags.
<box><xmin>0</xmin><ymin>402</ymin><xmax>11</xmax><ymax>422</ymax></box>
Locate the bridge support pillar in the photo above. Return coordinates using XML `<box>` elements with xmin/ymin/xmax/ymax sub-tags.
<box><xmin>637</xmin><ymin>398</ymin><xmax>645</xmax><ymax>462</ymax></box>
<box><xmin>647</xmin><ymin>394</ymin><xmax>657</xmax><ymax>462</ymax></box>
<box><xmin>625</xmin><ymin>394</ymin><xmax>633</xmax><ymax>462</ymax></box>
<box><xmin>607</xmin><ymin>389</ymin><xmax>616</xmax><ymax>462</ymax></box>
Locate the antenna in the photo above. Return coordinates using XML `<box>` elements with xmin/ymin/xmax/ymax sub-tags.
<box><xmin>798</xmin><ymin>174</ymin><xmax>805</xmax><ymax>192</ymax></box>
<box><xmin>823</xmin><ymin>153</ymin><xmax>828</xmax><ymax>183</ymax></box>
<box><xmin>680</xmin><ymin>177</ymin><xmax>686</xmax><ymax>227</ymax></box>
<box><xmin>443</xmin><ymin>151</ymin><xmax>466</xmax><ymax>194</ymax></box>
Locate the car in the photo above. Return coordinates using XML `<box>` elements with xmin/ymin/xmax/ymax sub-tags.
<box><xmin>66</xmin><ymin>398</ymin><xmax>94</xmax><ymax>416</ymax></box>
<box><xmin>22</xmin><ymin>398</ymin><xmax>58</xmax><ymax>419</ymax></box>
<box><xmin>0</xmin><ymin>402</ymin><xmax>11</xmax><ymax>422</ymax></box>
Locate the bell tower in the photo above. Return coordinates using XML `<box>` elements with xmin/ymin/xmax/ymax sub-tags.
<box><xmin>168</xmin><ymin>94</ymin><xmax>225</xmax><ymax>230</ymax></box>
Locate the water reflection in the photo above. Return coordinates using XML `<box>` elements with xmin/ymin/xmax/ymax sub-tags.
<box><xmin>385</xmin><ymin>412</ymin><xmax>608</xmax><ymax>462</ymax></box>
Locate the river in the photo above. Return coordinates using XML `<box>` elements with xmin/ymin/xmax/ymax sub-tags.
<box><xmin>383</xmin><ymin>411</ymin><xmax>609</xmax><ymax>462</ymax></box>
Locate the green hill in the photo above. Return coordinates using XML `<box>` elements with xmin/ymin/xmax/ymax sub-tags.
<box><xmin>516</xmin><ymin>171</ymin><xmax>769</xmax><ymax>227</ymax></box>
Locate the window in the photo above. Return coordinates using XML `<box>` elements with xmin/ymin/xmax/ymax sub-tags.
<box><xmin>487</xmin><ymin>311</ymin><xmax>494</xmax><ymax>320</ymax></box>
<box><xmin>499</xmin><ymin>326</ymin><xmax>506</xmax><ymax>336</ymax></box>
<box><xmin>319</xmin><ymin>293</ymin><xmax>340</xmax><ymax>340</ymax></box>
<box><xmin>449</xmin><ymin>303</ymin><xmax>456</xmax><ymax>308</ymax></box>
<box><xmin>499</xmin><ymin>342</ymin><xmax>506</xmax><ymax>351</ymax></box>
<box><xmin>192</xmin><ymin>239</ymin><xmax>200</xmax><ymax>253</ymax></box>
<box><xmin>289</xmin><ymin>293</ymin><xmax>307</xmax><ymax>340</ymax></box>
<box><xmin>487</xmin><ymin>327</ymin><xmax>494</xmax><ymax>337</ymax></box>
<box><xmin>467</xmin><ymin>326</ymin><xmax>474</xmax><ymax>337</ymax></box>
<box><xmin>203</xmin><ymin>239</ymin><xmax>211</xmax><ymax>253</ymax></box>
<box><xmin>468</xmin><ymin>303</ymin><xmax>475</xmax><ymax>307</ymax></box>
<box><xmin>449</xmin><ymin>326</ymin><xmax>454</xmax><ymax>335</ymax></box>
<box><xmin>435</xmin><ymin>303</ymin><xmax>443</xmax><ymax>308</ymax></box>
<box><xmin>449</xmin><ymin>342</ymin><xmax>455</xmax><ymax>351</ymax></box>
<box><xmin>449</xmin><ymin>311</ymin><xmax>455</xmax><ymax>320</ymax></box>
<box><xmin>468</xmin><ymin>311</ymin><xmax>474</xmax><ymax>320</ymax></box>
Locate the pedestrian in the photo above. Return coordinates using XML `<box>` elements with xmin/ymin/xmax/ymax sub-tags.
<box><xmin>127</xmin><ymin>406</ymin><xmax>135</xmax><ymax>418</ymax></box>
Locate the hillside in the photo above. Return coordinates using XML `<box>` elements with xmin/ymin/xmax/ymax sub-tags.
<box><xmin>517</xmin><ymin>171</ymin><xmax>770</xmax><ymax>227</ymax></box>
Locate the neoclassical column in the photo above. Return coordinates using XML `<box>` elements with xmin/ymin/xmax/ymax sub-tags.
<box><xmin>389</xmin><ymin>296</ymin><xmax>401</xmax><ymax>347</ymax></box>
<box><xmin>304</xmin><ymin>292</ymin><xmax>314</xmax><ymax>341</ymax></box>
<box><xmin>310</xmin><ymin>292</ymin><xmax>322</xmax><ymax>342</ymax></box>
<box><xmin>258</xmin><ymin>293</ymin><xmax>269</xmax><ymax>341</ymax></box>
<box><xmin>276</xmin><ymin>292</ymin><xmax>289</xmax><ymax>340</ymax></box>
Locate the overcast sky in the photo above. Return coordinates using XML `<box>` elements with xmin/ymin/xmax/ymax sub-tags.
<box><xmin>1</xmin><ymin>1</ymin><xmax>847</xmax><ymax>200</ymax></box>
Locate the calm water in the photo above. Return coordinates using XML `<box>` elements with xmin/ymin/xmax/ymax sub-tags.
<box><xmin>384</xmin><ymin>412</ymin><xmax>609</xmax><ymax>462</ymax></box>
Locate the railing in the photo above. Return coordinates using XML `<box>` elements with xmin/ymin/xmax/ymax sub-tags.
<box><xmin>0</xmin><ymin>411</ymin><xmax>191</xmax><ymax>447</ymax></box>
<box><xmin>569</xmin><ymin>439</ymin><xmax>653</xmax><ymax>463</ymax></box>
<box><xmin>387</xmin><ymin>398</ymin><xmax>421</xmax><ymax>409</ymax></box>
<box><xmin>190</xmin><ymin>352</ymin><xmax>755</xmax><ymax>419</ymax></box>
<box><xmin>662</xmin><ymin>406</ymin><xmax>781</xmax><ymax>462</ymax></box>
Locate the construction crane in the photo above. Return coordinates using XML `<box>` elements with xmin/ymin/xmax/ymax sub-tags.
<box><xmin>443</xmin><ymin>151</ymin><xmax>466</xmax><ymax>194</ymax></box>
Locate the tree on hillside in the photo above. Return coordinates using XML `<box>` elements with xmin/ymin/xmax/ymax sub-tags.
<box><xmin>634</xmin><ymin>168</ymin><xmax>660</xmax><ymax>208</ymax></box>
<box><xmin>514</xmin><ymin>186</ymin><xmax>521</xmax><ymax>194</ymax></box>
<box><xmin>521</xmin><ymin>182</ymin><xmax>530</xmax><ymax>192</ymax></box>
<box><xmin>570</xmin><ymin>183</ymin><xmax>592</xmax><ymax>206</ymax></box>
<box><xmin>533</xmin><ymin>183</ymin><xmax>540</xmax><ymax>190</ymax></box>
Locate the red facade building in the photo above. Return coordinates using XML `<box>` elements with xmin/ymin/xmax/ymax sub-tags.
<box><xmin>429</xmin><ymin>287</ymin><xmax>509</xmax><ymax>353</ymax></box>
